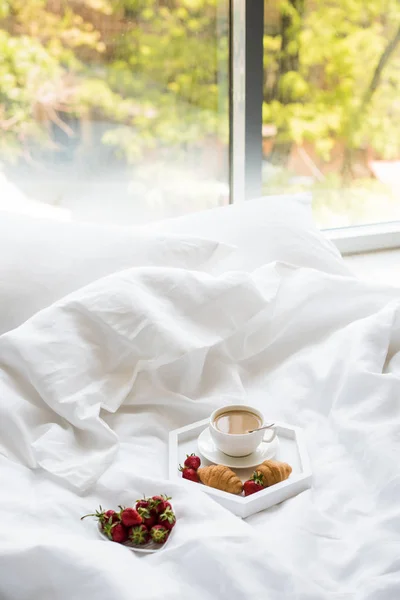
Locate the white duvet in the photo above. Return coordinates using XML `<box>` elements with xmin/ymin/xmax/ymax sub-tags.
<box><xmin>0</xmin><ymin>262</ymin><xmax>399</xmax><ymax>599</ymax></box>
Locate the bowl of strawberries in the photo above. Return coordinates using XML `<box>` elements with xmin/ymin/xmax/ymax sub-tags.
<box><xmin>81</xmin><ymin>494</ymin><xmax>176</xmax><ymax>553</ymax></box>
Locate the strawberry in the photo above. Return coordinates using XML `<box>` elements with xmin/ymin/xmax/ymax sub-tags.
<box><xmin>150</xmin><ymin>524</ymin><xmax>169</xmax><ymax>544</ymax></box>
<box><xmin>104</xmin><ymin>510</ymin><xmax>119</xmax><ymax>524</ymax></box>
<box><xmin>129</xmin><ymin>524</ymin><xmax>150</xmax><ymax>545</ymax></box>
<box><xmin>149</xmin><ymin>495</ymin><xmax>171</xmax><ymax>515</ymax></box>
<box><xmin>80</xmin><ymin>506</ymin><xmax>119</xmax><ymax>529</ymax></box>
<box><xmin>184</xmin><ymin>453</ymin><xmax>201</xmax><ymax>471</ymax></box>
<box><xmin>243</xmin><ymin>480</ymin><xmax>263</xmax><ymax>496</ymax></box>
<box><xmin>243</xmin><ymin>472</ymin><xmax>264</xmax><ymax>496</ymax></box>
<box><xmin>179</xmin><ymin>466</ymin><xmax>200</xmax><ymax>483</ymax></box>
<box><xmin>137</xmin><ymin>507</ymin><xmax>157</xmax><ymax>529</ymax></box>
<box><xmin>118</xmin><ymin>506</ymin><xmax>143</xmax><ymax>527</ymax></box>
<box><xmin>136</xmin><ymin>497</ymin><xmax>151</xmax><ymax>511</ymax></box>
<box><xmin>158</xmin><ymin>507</ymin><xmax>176</xmax><ymax>531</ymax></box>
<box><xmin>103</xmin><ymin>521</ymin><xmax>128</xmax><ymax>543</ymax></box>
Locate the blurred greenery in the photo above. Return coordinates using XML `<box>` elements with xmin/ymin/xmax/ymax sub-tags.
<box><xmin>262</xmin><ymin>0</ymin><xmax>400</xmax><ymax>224</ymax></box>
<box><xmin>0</xmin><ymin>0</ymin><xmax>229</xmax><ymax>164</ymax></box>
<box><xmin>264</xmin><ymin>0</ymin><xmax>400</xmax><ymax>176</ymax></box>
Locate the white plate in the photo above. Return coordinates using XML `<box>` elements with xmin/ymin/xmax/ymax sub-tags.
<box><xmin>97</xmin><ymin>523</ymin><xmax>171</xmax><ymax>553</ymax></box>
<box><xmin>197</xmin><ymin>426</ymin><xmax>279</xmax><ymax>469</ymax></box>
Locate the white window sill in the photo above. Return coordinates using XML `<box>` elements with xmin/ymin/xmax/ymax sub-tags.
<box><xmin>327</xmin><ymin>222</ymin><xmax>400</xmax><ymax>255</ymax></box>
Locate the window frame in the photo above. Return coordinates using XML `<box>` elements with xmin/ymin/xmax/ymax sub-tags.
<box><xmin>230</xmin><ymin>0</ymin><xmax>264</xmax><ymax>204</ymax></box>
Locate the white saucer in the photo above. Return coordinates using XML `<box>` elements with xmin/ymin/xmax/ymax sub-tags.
<box><xmin>197</xmin><ymin>427</ymin><xmax>279</xmax><ymax>469</ymax></box>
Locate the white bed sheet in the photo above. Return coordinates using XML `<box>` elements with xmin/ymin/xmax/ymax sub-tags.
<box><xmin>0</xmin><ymin>211</ymin><xmax>233</xmax><ymax>335</ymax></box>
<box><xmin>0</xmin><ymin>193</ymin><xmax>349</xmax><ymax>338</ymax></box>
<box><xmin>0</xmin><ymin>262</ymin><xmax>399</xmax><ymax>600</ymax></box>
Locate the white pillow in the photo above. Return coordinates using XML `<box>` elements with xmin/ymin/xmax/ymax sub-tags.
<box><xmin>0</xmin><ymin>213</ymin><xmax>231</xmax><ymax>334</ymax></box>
<box><xmin>147</xmin><ymin>194</ymin><xmax>350</xmax><ymax>276</ymax></box>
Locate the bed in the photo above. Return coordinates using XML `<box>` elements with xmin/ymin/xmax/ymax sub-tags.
<box><xmin>0</xmin><ymin>195</ymin><xmax>398</xmax><ymax>600</ymax></box>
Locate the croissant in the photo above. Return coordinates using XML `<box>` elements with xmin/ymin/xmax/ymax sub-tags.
<box><xmin>254</xmin><ymin>460</ymin><xmax>292</xmax><ymax>487</ymax></box>
<box><xmin>198</xmin><ymin>465</ymin><xmax>243</xmax><ymax>495</ymax></box>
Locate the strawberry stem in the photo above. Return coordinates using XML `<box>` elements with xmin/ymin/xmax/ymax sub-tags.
<box><xmin>80</xmin><ymin>505</ymin><xmax>104</xmax><ymax>520</ymax></box>
<box><xmin>251</xmin><ymin>471</ymin><xmax>264</xmax><ymax>487</ymax></box>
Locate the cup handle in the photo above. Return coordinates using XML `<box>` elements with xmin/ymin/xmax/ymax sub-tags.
<box><xmin>263</xmin><ymin>428</ymin><xmax>276</xmax><ymax>443</ymax></box>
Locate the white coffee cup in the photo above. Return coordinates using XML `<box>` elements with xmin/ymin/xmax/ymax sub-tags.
<box><xmin>209</xmin><ymin>404</ymin><xmax>276</xmax><ymax>457</ymax></box>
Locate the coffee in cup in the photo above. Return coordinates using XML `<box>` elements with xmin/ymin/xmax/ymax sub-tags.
<box><xmin>209</xmin><ymin>404</ymin><xmax>276</xmax><ymax>458</ymax></box>
<box><xmin>214</xmin><ymin>409</ymin><xmax>262</xmax><ymax>435</ymax></box>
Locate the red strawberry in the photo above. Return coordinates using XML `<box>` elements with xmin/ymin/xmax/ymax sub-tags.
<box><xmin>243</xmin><ymin>471</ymin><xmax>264</xmax><ymax>496</ymax></box>
<box><xmin>119</xmin><ymin>507</ymin><xmax>143</xmax><ymax>527</ymax></box>
<box><xmin>150</xmin><ymin>524</ymin><xmax>169</xmax><ymax>544</ymax></box>
<box><xmin>158</xmin><ymin>507</ymin><xmax>176</xmax><ymax>531</ymax></box>
<box><xmin>243</xmin><ymin>480</ymin><xmax>263</xmax><ymax>496</ymax></box>
<box><xmin>137</xmin><ymin>507</ymin><xmax>157</xmax><ymax>529</ymax></box>
<box><xmin>129</xmin><ymin>524</ymin><xmax>150</xmax><ymax>545</ymax></box>
<box><xmin>179</xmin><ymin>465</ymin><xmax>200</xmax><ymax>483</ymax></box>
<box><xmin>184</xmin><ymin>453</ymin><xmax>201</xmax><ymax>471</ymax></box>
<box><xmin>80</xmin><ymin>506</ymin><xmax>119</xmax><ymax>529</ymax></box>
<box><xmin>104</xmin><ymin>521</ymin><xmax>128</xmax><ymax>543</ymax></box>
<box><xmin>136</xmin><ymin>498</ymin><xmax>151</xmax><ymax>511</ymax></box>
<box><xmin>150</xmin><ymin>495</ymin><xmax>171</xmax><ymax>515</ymax></box>
<box><xmin>104</xmin><ymin>510</ymin><xmax>119</xmax><ymax>524</ymax></box>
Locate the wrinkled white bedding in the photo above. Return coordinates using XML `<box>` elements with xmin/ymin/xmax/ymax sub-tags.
<box><xmin>0</xmin><ymin>263</ymin><xmax>400</xmax><ymax>599</ymax></box>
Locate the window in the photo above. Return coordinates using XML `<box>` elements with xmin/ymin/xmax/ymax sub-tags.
<box><xmin>2</xmin><ymin>0</ymin><xmax>400</xmax><ymax>250</ymax></box>
<box><xmin>0</xmin><ymin>0</ymin><xmax>230</xmax><ymax>224</ymax></box>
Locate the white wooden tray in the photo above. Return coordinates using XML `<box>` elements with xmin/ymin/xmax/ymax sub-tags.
<box><xmin>169</xmin><ymin>419</ymin><xmax>311</xmax><ymax>518</ymax></box>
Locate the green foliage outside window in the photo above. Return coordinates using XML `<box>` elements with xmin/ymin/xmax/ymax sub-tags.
<box><xmin>0</xmin><ymin>0</ymin><xmax>399</xmax><ymax>188</ymax></box>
